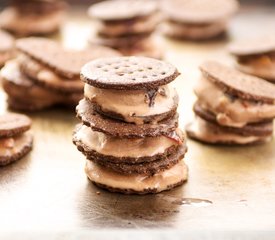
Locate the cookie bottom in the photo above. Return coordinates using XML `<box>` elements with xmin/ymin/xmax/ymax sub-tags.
<box><xmin>85</xmin><ymin>160</ymin><xmax>188</xmax><ymax>194</ymax></box>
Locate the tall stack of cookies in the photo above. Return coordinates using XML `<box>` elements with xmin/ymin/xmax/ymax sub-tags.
<box><xmin>186</xmin><ymin>61</ymin><xmax>275</xmax><ymax>145</ymax></box>
<box><xmin>1</xmin><ymin>37</ymin><xmax>120</xmax><ymax>111</ymax></box>
<box><xmin>0</xmin><ymin>0</ymin><xmax>67</xmax><ymax>36</ymax></box>
<box><xmin>88</xmin><ymin>0</ymin><xmax>162</xmax><ymax>59</ymax></box>
<box><xmin>73</xmin><ymin>56</ymin><xmax>188</xmax><ymax>194</ymax></box>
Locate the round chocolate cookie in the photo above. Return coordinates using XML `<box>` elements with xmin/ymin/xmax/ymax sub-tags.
<box><xmin>88</xmin><ymin>0</ymin><xmax>158</xmax><ymax>21</ymax></box>
<box><xmin>200</xmin><ymin>61</ymin><xmax>275</xmax><ymax>104</ymax></box>
<box><xmin>81</xmin><ymin>56</ymin><xmax>180</xmax><ymax>90</ymax></box>
<box><xmin>0</xmin><ymin>132</ymin><xmax>33</xmax><ymax>166</ymax></box>
<box><xmin>161</xmin><ymin>0</ymin><xmax>239</xmax><ymax>24</ymax></box>
<box><xmin>0</xmin><ymin>113</ymin><xmax>31</xmax><ymax>138</ymax></box>
<box><xmin>76</xmin><ymin>98</ymin><xmax>178</xmax><ymax>138</ymax></box>
<box><xmin>193</xmin><ymin>102</ymin><xmax>274</xmax><ymax>137</ymax></box>
<box><xmin>228</xmin><ymin>36</ymin><xmax>275</xmax><ymax>57</ymax></box>
<box><xmin>16</xmin><ymin>37</ymin><xmax>121</xmax><ymax>79</ymax></box>
<box><xmin>85</xmin><ymin>160</ymin><xmax>188</xmax><ymax>194</ymax></box>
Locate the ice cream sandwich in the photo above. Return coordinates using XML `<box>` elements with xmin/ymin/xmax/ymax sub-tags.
<box><xmin>186</xmin><ymin>61</ymin><xmax>275</xmax><ymax>144</ymax></box>
<box><xmin>73</xmin><ymin>56</ymin><xmax>188</xmax><ymax>194</ymax></box>
<box><xmin>161</xmin><ymin>0</ymin><xmax>239</xmax><ymax>40</ymax></box>
<box><xmin>0</xmin><ymin>0</ymin><xmax>67</xmax><ymax>36</ymax></box>
<box><xmin>0</xmin><ymin>113</ymin><xmax>33</xmax><ymax>166</ymax></box>
<box><xmin>1</xmin><ymin>37</ymin><xmax>121</xmax><ymax>111</ymax></box>
<box><xmin>229</xmin><ymin>36</ymin><xmax>275</xmax><ymax>82</ymax></box>
<box><xmin>88</xmin><ymin>0</ymin><xmax>162</xmax><ymax>58</ymax></box>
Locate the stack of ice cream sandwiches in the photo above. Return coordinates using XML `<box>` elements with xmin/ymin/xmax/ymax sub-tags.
<box><xmin>161</xmin><ymin>0</ymin><xmax>239</xmax><ymax>40</ymax></box>
<box><xmin>0</xmin><ymin>30</ymin><xmax>14</xmax><ymax>68</ymax></box>
<box><xmin>0</xmin><ymin>0</ymin><xmax>67</xmax><ymax>36</ymax></box>
<box><xmin>88</xmin><ymin>0</ymin><xmax>162</xmax><ymax>59</ymax></box>
<box><xmin>1</xmin><ymin>37</ymin><xmax>120</xmax><ymax>111</ymax></box>
<box><xmin>186</xmin><ymin>61</ymin><xmax>275</xmax><ymax>145</ymax></box>
<box><xmin>73</xmin><ymin>56</ymin><xmax>188</xmax><ymax>194</ymax></box>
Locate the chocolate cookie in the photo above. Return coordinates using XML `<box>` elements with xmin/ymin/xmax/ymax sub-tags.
<box><xmin>200</xmin><ymin>61</ymin><xmax>275</xmax><ymax>103</ymax></box>
<box><xmin>193</xmin><ymin>102</ymin><xmax>274</xmax><ymax>137</ymax></box>
<box><xmin>0</xmin><ymin>113</ymin><xmax>31</xmax><ymax>138</ymax></box>
<box><xmin>81</xmin><ymin>56</ymin><xmax>180</xmax><ymax>90</ymax></box>
<box><xmin>0</xmin><ymin>113</ymin><xmax>33</xmax><ymax>166</ymax></box>
<box><xmin>16</xmin><ymin>37</ymin><xmax>121</xmax><ymax>79</ymax></box>
<box><xmin>85</xmin><ymin>160</ymin><xmax>188</xmax><ymax>194</ymax></box>
<box><xmin>76</xmin><ymin>98</ymin><xmax>178</xmax><ymax>138</ymax></box>
<box><xmin>88</xmin><ymin>0</ymin><xmax>158</xmax><ymax>21</ymax></box>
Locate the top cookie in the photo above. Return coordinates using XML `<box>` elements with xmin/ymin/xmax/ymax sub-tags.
<box><xmin>81</xmin><ymin>56</ymin><xmax>180</xmax><ymax>90</ymax></box>
<box><xmin>161</xmin><ymin>0</ymin><xmax>239</xmax><ymax>24</ymax></box>
<box><xmin>88</xmin><ymin>0</ymin><xmax>158</xmax><ymax>21</ymax></box>
<box><xmin>16</xmin><ymin>38</ymin><xmax>121</xmax><ymax>79</ymax></box>
<box><xmin>200</xmin><ymin>61</ymin><xmax>275</xmax><ymax>104</ymax></box>
<box><xmin>229</xmin><ymin>36</ymin><xmax>275</xmax><ymax>56</ymax></box>
<box><xmin>0</xmin><ymin>113</ymin><xmax>31</xmax><ymax>138</ymax></box>
<box><xmin>0</xmin><ymin>30</ymin><xmax>14</xmax><ymax>52</ymax></box>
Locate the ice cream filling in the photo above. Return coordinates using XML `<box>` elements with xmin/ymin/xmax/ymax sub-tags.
<box><xmin>188</xmin><ymin>117</ymin><xmax>270</xmax><ymax>144</ymax></box>
<box><xmin>85</xmin><ymin>160</ymin><xmax>188</xmax><ymax>192</ymax></box>
<box><xmin>75</xmin><ymin>125</ymin><xmax>181</xmax><ymax>158</ymax></box>
<box><xmin>0</xmin><ymin>133</ymin><xmax>32</xmax><ymax>156</ymax></box>
<box><xmin>194</xmin><ymin>76</ymin><xmax>275</xmax><ymax>127</ymax></box>
<box><xmin>84</xmin><ymin>84</ymin><xmax>178</xmax><ymax>124</ymax></box>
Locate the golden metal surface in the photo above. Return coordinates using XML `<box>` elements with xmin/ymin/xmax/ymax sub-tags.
<box><xmin>1</xmin><ymin>6</ymin><xmax>275</xmax><ymax>232</ymax></box>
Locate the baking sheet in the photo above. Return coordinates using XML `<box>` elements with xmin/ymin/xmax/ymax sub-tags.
<box><xmin>1</xmin><ymin>5</ymin><xmax>275</xmax><ymax>233</ymax></box>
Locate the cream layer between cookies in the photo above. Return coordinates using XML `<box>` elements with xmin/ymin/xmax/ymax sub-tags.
<box><xmin>194</xmin><ymin>76</ymin><xmax>275</xmax><ymax>128</ymax></box>
<box><xmin>0</xmin><ymin>133</ymin><xmax>31</xmax><ymax>156</ymax></box>
<box><xmin>84</xmin><ymin>84</ymin><xmax>177</xmax><ymax>124</ymax></box>
<box><xmin>75</xmin><ymin>125</ymin><xmax>179</xmax><ymax>158</ymax></box>
<box><xmin>97</xmin><ymin>13</ymin><xmax>161</xmax><ymax>37</ymax></box>
<box><xmin>164</xmin><ymin>20</ymin><xmax>227</xmax><ymax>39</ymax></box>
<box><xmin>85</xmin><ymin>160</ymin><xmax>187</xmax><ymax>193</ymax></box>
<box><xmin>188</xmin><ymin>117</ymin><xmax>269</xmax><ymax>144</ymax></box>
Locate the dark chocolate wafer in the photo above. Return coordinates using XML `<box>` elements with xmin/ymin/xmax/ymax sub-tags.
<box><xmin>81</xmin><ymin>56</ymin><xmax>180</xmax><ymax>90</ymax></box>
<box><xmin>200</xmin><ymin>61</ymin><xmax>275</xmax><ymax>104</ymax></box>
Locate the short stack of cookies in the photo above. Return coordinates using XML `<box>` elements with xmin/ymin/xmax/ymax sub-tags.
<box><xmin>229</xmin><ymin>36</ymin><xmax>275</xmax><ymax>82</ymax></box>
<box><xmin>161</xmin><ymin>0</ymin><xmax>239</xmax><ymax>40</ymax></box>
<box><xmin>0</xmin><ymin>0</ymin><xmax>67</xmax><ymax>36</ymax></box>
<box><xmin>73</xmin><ymin>56</ymin><xmax>188</xmax><ymax>194</ymax></box>
<box><xmin>186</xmin><ymin>61</ymin><xmax>275</xmax><ymax>145</ymax></box>
<box><xmin>0</xmin><ymin>113</ymin><xmax>33</xmax><ymax>166</ymax></box>
<box><xmin>88</xmin><ymin>0</ymin><xmax>162</xmax><ymax>59</ymax></box>
<box><xmin>1</xmin><ymin>37</ymin><xmax>120</xmax><ymax>111</ymax></box>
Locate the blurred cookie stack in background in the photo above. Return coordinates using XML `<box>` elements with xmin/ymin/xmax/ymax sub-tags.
<box><xmin>0</xmin><ymin>0</ymin><xmax>67</xmax><ymax>36</ymax></box>
<box><xmin>161</xmin><ymin>0</ymin><xmax>239</xmax><ymax>41</ymax></box>
<box><xmin>88</xmin><ymin>0</ymin><xmax>162</xmax><ymax>59</ymax></box>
